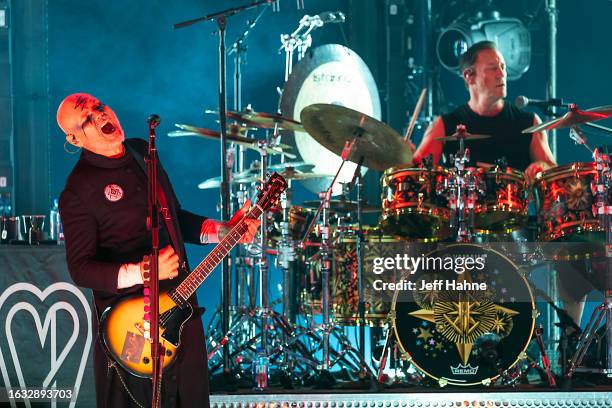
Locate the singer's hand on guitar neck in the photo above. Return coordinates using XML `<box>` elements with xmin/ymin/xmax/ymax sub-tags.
<box><xmin>219</xmin><ymin>199</ymin><xmax>260</xmax><ymax>243</ymax></box>
<box><xmin>139</xmin><ymin>245</ymin><xmax>179</xmax><ymax>281</ymax></box>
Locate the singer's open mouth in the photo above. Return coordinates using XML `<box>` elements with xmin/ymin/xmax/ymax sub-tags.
<box><xmin>101</xmin><ymin>121</ymin><xmax>116</xmax><ymax>134</ymax></box>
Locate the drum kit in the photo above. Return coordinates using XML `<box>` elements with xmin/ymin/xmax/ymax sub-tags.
<box><xmin>182</xmin><ymin>94</ymin><xmax>612</xmax><ymax>388</ymax></box>
<box><xmin>171</xmin><ymin>3</ymin><xmax>612</xmax><ymax>390</ymax></box>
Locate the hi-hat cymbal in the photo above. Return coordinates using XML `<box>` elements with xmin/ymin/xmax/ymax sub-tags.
<box><xmin>522</xmin><ymin>104</ymin><xmax>612</xmax><ymax>134</ymax></box>
<box><xmin>169</xmin><ymin>124</ymin><xmax>295</xmax><ymax>158</ymax></box>
<box><xmin>300</xmin><ymin>104</ymin><xmax>413</xmax><ymax>171</ymax></box>
<box><xmin>302</xmin><ymin>199</ymin><xmax>380</xmax><ymax>213</ymax></box>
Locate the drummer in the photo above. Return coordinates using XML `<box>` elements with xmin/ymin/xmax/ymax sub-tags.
<box><xmin>412</xmin><ymin>40</ymin><xmax>556</xmax><ymax>182</ymax></box>
<box><xmin>412</xmin><ymin>41</ymin><xmax>604</xmax><ymax>330</ymax></box>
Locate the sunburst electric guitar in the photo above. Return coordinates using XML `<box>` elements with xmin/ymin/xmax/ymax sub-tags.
<box><xmin>100</xmin><ymin>172</ymin><xmax>287</xmax><ymax>377</ymax></box>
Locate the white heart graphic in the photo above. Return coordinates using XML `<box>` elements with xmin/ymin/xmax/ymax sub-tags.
<box><xmin>0</xmin><ymin>282</ymin><xmax>92</xmax><ymax>408</ymax></box>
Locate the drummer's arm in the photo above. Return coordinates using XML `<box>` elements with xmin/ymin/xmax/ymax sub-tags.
<box><xmin>526</xmin><ymin>114</ymin><xmax>557</xmax><ymax>182</ymax></box>
<box><xmin>413</xmin><ymin>116</ymin><xmax>445</xmax><ymax>165</ymax></box>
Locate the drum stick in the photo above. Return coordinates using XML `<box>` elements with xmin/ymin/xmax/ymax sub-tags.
<box><xmin>403</xmin><ymin>88</ymin><xmax>427</xmax><ymax>142</ymax></box>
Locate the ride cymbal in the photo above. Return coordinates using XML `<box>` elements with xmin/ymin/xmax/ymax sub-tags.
<box><xmin>300</xmin><ymin>104</ymin><xmax>413</xmax><ymax>171</ymax></box>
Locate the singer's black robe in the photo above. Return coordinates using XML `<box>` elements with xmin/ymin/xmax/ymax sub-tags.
<box><xmin>60</xmin><ymin>138</ymin><xmax>209</xmax><ymax>408</ymax></box>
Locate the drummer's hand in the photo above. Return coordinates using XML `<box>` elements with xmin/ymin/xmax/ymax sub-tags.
<box><xmin>525</xmin><ymin>160</ymin><xmax>552</xmax><ymax>184</ymax></box>
<box><xmin>220</xmin><ymin>200</ymin><xmax>260</xmax><ymax>243</ymax></box>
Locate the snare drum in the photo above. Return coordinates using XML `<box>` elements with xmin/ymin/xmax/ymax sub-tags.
<box><xmin>470</xmin><ymin>166</ymin><xmax>529</xmax><ymax>232</ymax></box>
<box><xmin>268</xmin><ymin>205</ymin><xmax>315</xmax><ymax>248</ymax></box>
<box><xmin>533</xmin><ymin>162</ymin><xmax>607</xmax><ymax>243</ymax></box>
<box><xmin>380</xmin><ymin>167</ymin><xmax>450</xmax><ymax>240</ymax></box>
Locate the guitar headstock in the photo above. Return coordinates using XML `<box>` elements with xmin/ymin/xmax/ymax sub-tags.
<box><xmin>256</xmin><ymin>172</ymin><xmax>287</xmax><ymax>211</ymax></box>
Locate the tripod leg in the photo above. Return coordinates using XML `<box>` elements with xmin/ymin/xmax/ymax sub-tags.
<box><xmin>567</xmin><ymin>304</ymin><xmax>606</xmax><ymax>377</ymax></box>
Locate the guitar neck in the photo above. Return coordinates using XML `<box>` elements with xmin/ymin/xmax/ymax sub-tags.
<box><xmin>171</xmin><ymin>205</ymin><xmax>263</xmax><ymax>303</ymax></box>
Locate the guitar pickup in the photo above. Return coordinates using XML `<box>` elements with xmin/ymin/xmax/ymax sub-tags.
<box><xmin>134</xmin><ymin>322</ymin><xmax>152</xmax><ymax>343</ymax></box>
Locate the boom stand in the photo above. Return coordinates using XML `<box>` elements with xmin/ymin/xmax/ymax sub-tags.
<box><xmin>174</xmin><ymin>0</ymin><xmax>274</xmax><ymax>376</ymax></box>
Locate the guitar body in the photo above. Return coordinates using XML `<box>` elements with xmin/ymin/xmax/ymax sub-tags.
<box><xmin>100</xmin><ymin>291</ymin><xmax>193</xmax><ymax>378</ymax></box>
<box><xmin>99</xmin><ymin>172</ymin><xmax>287</xmax><ymax>379</ymax></box>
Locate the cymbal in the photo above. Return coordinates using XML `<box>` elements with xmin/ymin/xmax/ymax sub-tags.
<box><xmin>198</xmin><ymin>168</ymin><xmax>332</xmax><ymax>189</ymax></box>
<box><xmin>206</xmin><ymin>107</ymin><xmax>304</xmax><ymax>131</ymax></box>
<box><xmin>230</xmin><ymin>110</ymin><xmax>305</xmax><ymax>132</ymax></box>
<box><xmin>275</xmin><ymin>168</ymin><xmax>333</xmax><ymax>181</ymax></box>
<box><xmin>302</xmin><ymin>199</ymin><xmax>380</xmax><ymax>213</ymax></box>
<box><xmin>522</xmin><ymin>105</ymin><xmax>612</xmax><ymax>134</ymax></box>
<box><xmin>169</xmin><ymin>124</ymin><xmax>296</xmax><ymax>158</ymax></box>
<box><xmin>246</xmin><ymin>160</ymin><xmax>315</xmax><ymax>173</ymax></box>
<box><xmin>300</xmin><ymin>104</ymin><xmax>413</xmax><ymax>171</ymax></box>
<box><xmin>435</xmin><ymin>131</ymin><xmax>491</xmax><ymax>142</ymax></box>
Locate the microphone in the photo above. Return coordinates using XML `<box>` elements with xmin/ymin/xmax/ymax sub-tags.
<box><xmin>147</xmin><ymin>114</ymin><xmax>161</xmax><ymax>129</ymax></box>
<box><xmin>318</xmin><ymin>11</ymin><xmax>346</xmax><ymax>23</ymax></box>
<box><xmin>515</xmin><ymin>95</ymin><xmax>568</xmax><ymax>110</ymax></box>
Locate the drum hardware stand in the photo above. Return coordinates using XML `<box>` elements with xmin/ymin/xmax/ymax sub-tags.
<box><xmin>297</xmin><ymin>138</ymin><xmax>374</xmax><ymax>382</ymax></box>
<box><xmin>566</xmin><ymin>141</ymin><xmax>612</xmax><ymax>379</ymax></box>
<box><xmin>279</xmin><ymin>13</ymin><xmax>328</xmax><ymax>80</ymax></box>
<box><xmin>228</xmin><ymin>6</ymin><xmax>267</xmax><ymax>311</ymax></box>
<box><xmin>448</xmin><ymin>125</ymin><xmax>476</xmax><ymax>242</ymax></box>
<box><xmin>534</xmin><ymin>324</ymin><xmax>557</xmax><ymax>386</ymax></box>
<box><xmin>204</xmin><ymin>141</ymin><xmax>310</xmax><ymax>388</ymax></box>
<box><xmin>174</xmin><ymin>0</ymin><xmax>273</xmax><ymax>377</ymax></box>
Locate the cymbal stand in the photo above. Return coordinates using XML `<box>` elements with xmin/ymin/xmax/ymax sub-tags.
<box><xmin>277</xmin><ymin>184</ymin><xmax>297</xmax><ymax>325</ymax></box>
<box><xmin>296</xmin><ymin>139</ymin><xmax>374</xmax><ymax>380</ymax></box>
<box><xmin>174</xmin><ymin>0</ymin><xmax>273</xmax><ymax>375</ymax></box>
<box><xmin>566</xmin><ymin>132</ymin><xmax>612</xmax><ymax>379</ymax></box>
<box><xmin>229</xmin><ymin>4</ymin><xmax>268</xmax><ymax>310</ymax></box>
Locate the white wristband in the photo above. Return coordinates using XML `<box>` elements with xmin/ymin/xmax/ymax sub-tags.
<box><xmin>117</xmin><ymin>262</ymin><xmax>144</xmax><ymax>289</ymax></box>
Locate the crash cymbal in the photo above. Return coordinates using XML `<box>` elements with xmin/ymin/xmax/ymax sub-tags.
<box><xmin>302</xmin><ymin>199</ymin><xmax>380</xmax><ymax>213</ymax></box>
<box><xmin>169</xmin><ymin>124</ymin><xmax>296</xmax><ymax>158</ymax></box>
<box><xmin>233</xmin><ymin>110</ymin><xmax>305</xmax><ymax>132</ymax></box>
<box><xmin>300</xmin><ymin>104</ymin><xmax>413</xmax><ymax>171</ymax></box>
<box><xmin>522</xmin><ymin>104</ymin><xmax>612</xmax><ymax>134</ymax></box>
<box><xmin>205</xmin><ymin>107</ymin><xmax>304</xmax><ymax>131</ymax></box>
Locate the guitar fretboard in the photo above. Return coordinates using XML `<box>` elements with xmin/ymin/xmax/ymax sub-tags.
<box><xmin>169</xmin><ymin>205</ymin><xmax>264</xmax><ymax>304</ymax></box>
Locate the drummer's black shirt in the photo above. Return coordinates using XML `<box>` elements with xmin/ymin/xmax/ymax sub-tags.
<box><xmin>441</xmin><ymin>102</ymin><xmax>535</xmax><ymax>170</ymax></box>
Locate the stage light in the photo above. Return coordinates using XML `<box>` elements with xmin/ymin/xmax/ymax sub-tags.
<box><xmin>436</xmin><ymin>11</ymin><xmax>531</xmax><ymax>80</ymax></box>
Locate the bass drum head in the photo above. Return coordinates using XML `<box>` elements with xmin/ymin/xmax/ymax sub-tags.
<box><xmin>280</xmin><ymin>44</ymin><xmax>381</xmax><ymax>196</ymax></box>
<box><xmin>391</xmin><ymin>244</ymin><xmax>535</xmax><ymax>386</ymax></box>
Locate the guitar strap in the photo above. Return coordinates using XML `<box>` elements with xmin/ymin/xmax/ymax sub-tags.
<box><xmin>124</xmin><ymin>142</ymin><xmax>186</xmax><ymax>266</ymax></box>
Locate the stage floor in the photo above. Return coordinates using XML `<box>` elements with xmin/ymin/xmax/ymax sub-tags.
<box><xmin>210</xmin><ymin>389</ymin><xmax>612</xmax><ymax>407</ymax></box>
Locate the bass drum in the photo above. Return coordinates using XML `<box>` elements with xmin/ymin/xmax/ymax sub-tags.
<box><xmin>390</xmin><ymin>244</ymin><xmax>535</xmax><ymax>386</ymax></box>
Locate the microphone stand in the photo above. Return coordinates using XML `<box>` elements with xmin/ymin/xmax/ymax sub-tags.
<box><xmin>146</xmin><ymin>114</ymin><xmax>164</xmax><ymax>408</ymax></box>
<box><xmin>174</xmin><ymin>0</ymin><xmax>273</xmax><ymax>376</ymax></box>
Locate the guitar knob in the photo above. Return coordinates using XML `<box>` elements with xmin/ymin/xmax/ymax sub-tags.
<box><xmin>143</xmin><ymin>357</ymin><xmax>150</xmax><ymax>364</ymax></box>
